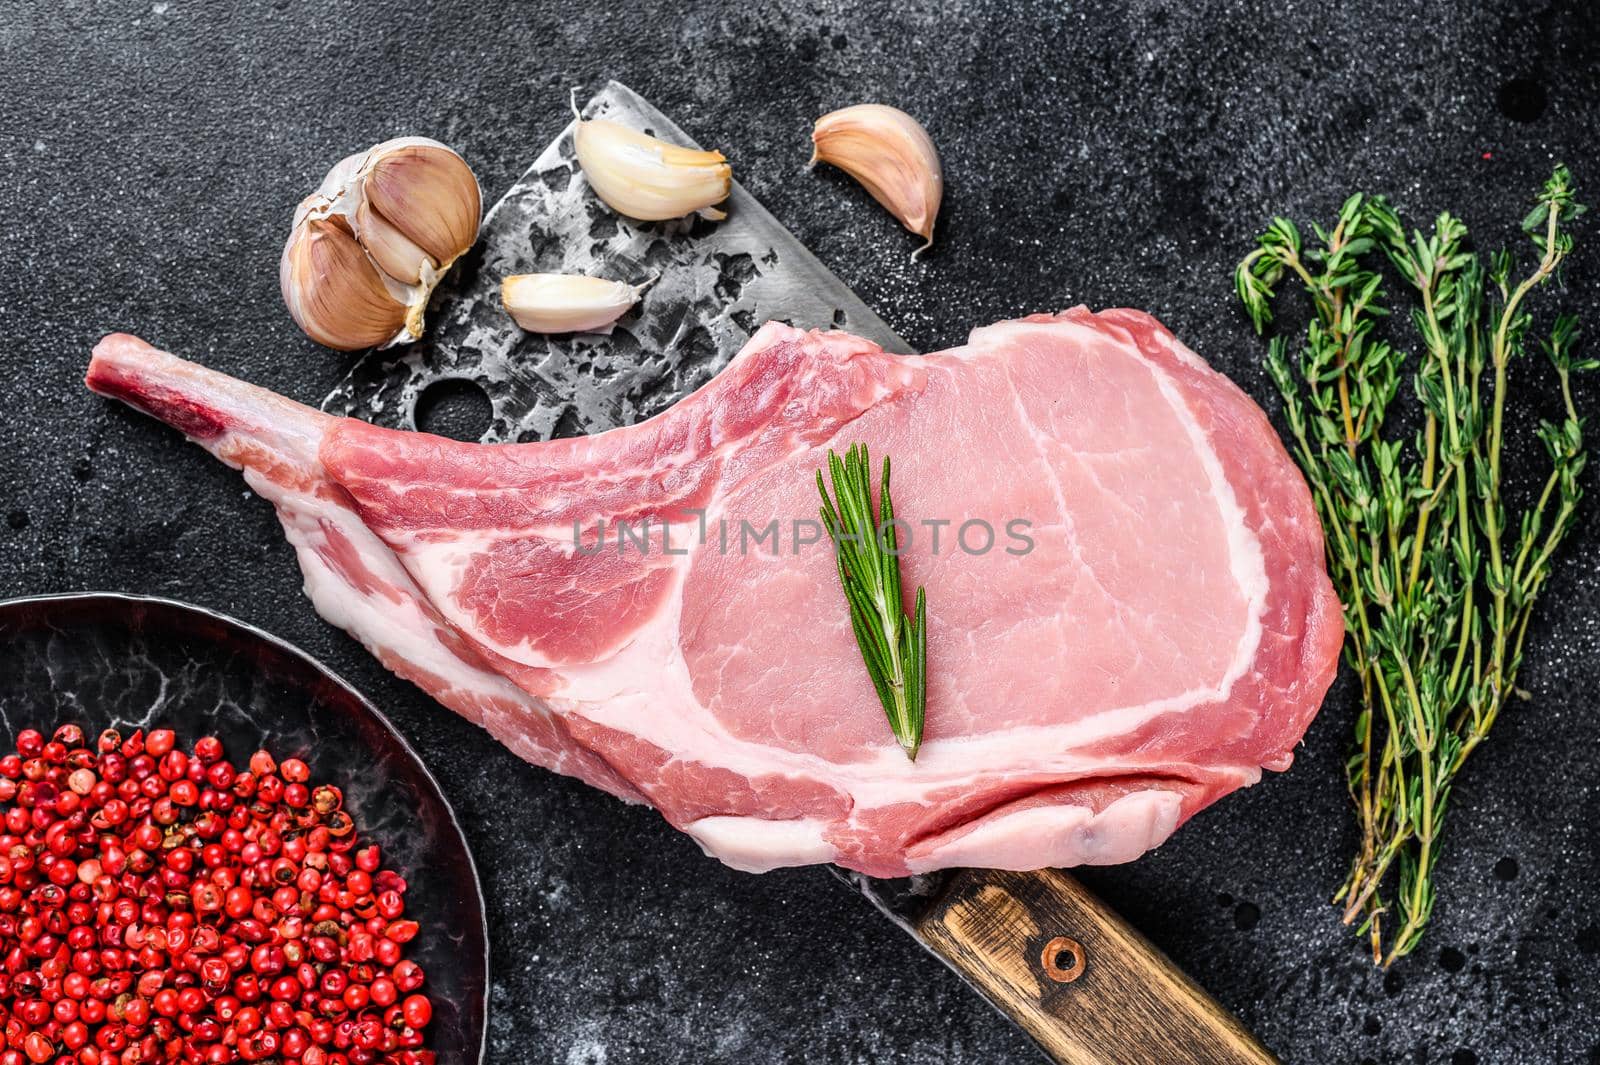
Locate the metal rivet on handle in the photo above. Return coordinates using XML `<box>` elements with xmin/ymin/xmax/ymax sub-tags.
<box><xmin>1041</xmin><ymin>936</ymin><xmax>1086</xmax><ymax>983</ymax></box>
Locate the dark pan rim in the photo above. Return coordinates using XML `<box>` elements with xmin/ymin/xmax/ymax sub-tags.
<box><xmin>0</xmin><ymin>590</ymin><xmax>491</xmax><ymax>1065</ymax></box>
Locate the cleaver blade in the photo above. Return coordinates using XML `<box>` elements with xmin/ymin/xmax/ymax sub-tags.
<box><xmin>325</xmin><ymin>80</ymin><xmax>1276</xmax><ymax>1065</ymax></box>
<box><xmin>323</xmin><ymin>80</ymin><xmax>904</xmax><ymax>438</ymax></box>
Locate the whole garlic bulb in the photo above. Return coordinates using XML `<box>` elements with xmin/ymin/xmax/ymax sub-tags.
<box><xmin>281</xmin><ymin>138</ymin><xmax>481</xmax><ymax>351</ymax></box>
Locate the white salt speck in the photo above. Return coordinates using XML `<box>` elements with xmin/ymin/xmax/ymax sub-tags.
<box><xmin>33</xmin><ymin>140</ymin><xmax>45</xmax><ymax>153</ymax></box>
<box><xmin>151</xmin><ymin>2</ymin><xmax>170</xmax><ymax>13</ymax></box>
<box><xmin>564</xmin><ymin>1040</ymin><xmax>607</xmax><ymax>1065</ymax></box>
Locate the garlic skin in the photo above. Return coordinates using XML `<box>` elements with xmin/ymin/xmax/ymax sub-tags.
<box><xmin>810</xmin><ymin>104</ymin><xmax>943</xmax><ymax>259</ymax></box>
<box><xmin>280</xmin><ymin>213</ymin><xmax>407</xmax><ymax>351</ymax></box>
<box><xmin>281</xmin><ymin>138</ymin><xmax>481</xmax><ymax>350</ymax></box>
<box><xmin>501</xmin><ymin>274</ymin><xmax>652</xmax><ymax>334</ymax></box>
<box><xmin>572</xmin><ymin>104</ymin><xmax>732</xmax><ymax>222</ymax></box>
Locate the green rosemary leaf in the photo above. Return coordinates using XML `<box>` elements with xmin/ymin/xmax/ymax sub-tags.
<box><xmin>817</xmin><ymin>443</ymin><xmax>931</xmax><ymax>761</ymax></box>
<box><xmin>1235</xmin><ymin>167</ymin><xmax>1589</xmax><ymax>965</ymax></box>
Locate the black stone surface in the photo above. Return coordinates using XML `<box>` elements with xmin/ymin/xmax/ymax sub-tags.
<box><xmin>3</xmin><ymin>1</ymin><xmax>1599</xmax><ymax>1062</ymax></box>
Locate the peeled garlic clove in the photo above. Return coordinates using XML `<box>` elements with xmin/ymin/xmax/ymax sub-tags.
<box><xmin>810</xmin><ymin>104</ymin><xmax>943</xmax><ymax>258</ymax></box>
<box><xmin>280</xmin><ymin>214</ymin><xmax>408</xmax><ymax>351</ymax></box>
<box><xmin>573</xmin><ymin>106</ymin><xmax>732</xmax><ymax>222</ymax></box>
<box><xmin>282</xmin><ymin>137</ymin><xmax>481</xmax><ymax>350</ymax></box>
<box><xmin>501</xmin><ymin>274</ymin><xmax>650</xmax><ymax>334</ymax></box>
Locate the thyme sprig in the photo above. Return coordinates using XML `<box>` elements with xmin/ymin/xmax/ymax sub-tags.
<box><xmin>817</xmin><ymin>444</ymin><xmax>929</xmax><ymax>761</ymax></box>
<box><xmin>1236</xmin><ymin>167</ymin><xmax>1591</xmax><ymax>965</ymax></box>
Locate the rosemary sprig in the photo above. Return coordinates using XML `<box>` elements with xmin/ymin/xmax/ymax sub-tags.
<box><xmin>1236</xmin><ymin>167</ymin><xmax>1590</xmax><ymax>965</ymax></box>
<box><xmin>817</xmin><ymin>444</ymin><xmax>929</xmax><ymax>761</ymax></box>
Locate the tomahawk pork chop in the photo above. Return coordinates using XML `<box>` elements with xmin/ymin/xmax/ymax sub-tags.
<box><xmin>87</xmin><ymin>308</ymin><xmax>1342</xmax><ymax>876</ymax></box>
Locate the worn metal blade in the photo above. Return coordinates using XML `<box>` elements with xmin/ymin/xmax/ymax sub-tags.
<box><xmin>323</xmin><ymin>80</ymin><xmax>905</xmax><ymax>440</ymax></box>
<box><xmin>323</xmin><ymin>76</ymin><xmax>956</xmax><ymax>1015</ymax></box>
<box><xmin>827</xmin><ymin>867</ymin><xmax>953</xmax><ymax>932</ymax></box>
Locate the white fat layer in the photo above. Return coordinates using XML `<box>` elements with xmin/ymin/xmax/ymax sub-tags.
<box><xmin>905</xmin><ymin>789</ymin><xmax>1185</xmax><ymax>873</ymax></box>
<box><xmin>683</xmin><ymin>816</ymin><xmax>839</xmax><ymax>873</ymax></box>
<box><xmin>253</xmin><ymin>471</ymin><xmax>530</xmax><ymax>717</ymax></box>
<box><xmin>521</xmin><ymin>317</ymin><xmax>1270</xmax><ymax>811</ymax></box>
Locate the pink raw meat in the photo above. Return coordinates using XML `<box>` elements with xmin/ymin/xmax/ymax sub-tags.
<box><xmin>87</xmin><ymin>308</ymin><xmax>1342</xmax><ymax>877</ymax></box>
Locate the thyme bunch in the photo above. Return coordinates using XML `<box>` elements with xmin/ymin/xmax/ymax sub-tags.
<box><xmin>1236</xmin><ymin>168</ymin><xmax>1591</xmax><ymax>964</ymax></box>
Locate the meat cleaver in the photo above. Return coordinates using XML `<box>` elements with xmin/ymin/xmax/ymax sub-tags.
<box><xmin>325</xmin><ymin>80</ymin><xmax>1277</xmax><ymax>1065</ymax></box>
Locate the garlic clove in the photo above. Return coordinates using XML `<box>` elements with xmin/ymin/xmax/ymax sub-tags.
<box><xmin>363</xmin><ymin>141</ymin><xmax>482</xmax><ymax>266</ymax></box>
<box><xmin>810</xmin><ymin>104</ymin><xmax>943</xmax><ymax>258</ymax></box>
<box><xmin>501</xmin><ymin>273</ymin><xmax>651</xmax><ymax>334</ymax></box>
<box><xmin>280</xmin><ymin>214</ymin><xmax>408</xmax><ymax>351</ymax></box>
<box><xmin>355</xmin><ymin>198</ymin><xmax>435</xmax><ymax>286</ymax></box>
<box><xmin>573</xmin><ymin>115</ymin><xmax>732</xmax><ymax>222</ymax></box>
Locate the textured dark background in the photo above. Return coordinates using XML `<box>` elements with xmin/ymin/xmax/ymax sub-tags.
<box><xmin>3</xmin><ymin>1</ymin><xmax>1599</xmax><ymax>1062</ymax></box>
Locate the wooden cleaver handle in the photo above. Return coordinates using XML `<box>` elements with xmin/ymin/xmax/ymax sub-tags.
<box><xmin>915</xmin><ymin>868</ymin><xmax>1278</xmax><ymax>1065</ymax></box>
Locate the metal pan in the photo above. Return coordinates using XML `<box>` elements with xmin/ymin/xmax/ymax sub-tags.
<box><xmin>0</xmin><ymin>592</ymin><xmax>490</xmax><ymax>1064</ymax></box>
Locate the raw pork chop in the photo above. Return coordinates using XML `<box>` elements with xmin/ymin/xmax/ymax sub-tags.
<box><xmin>87</xmin><ymin>308</ymin><xmax>1342</xmax><ymax>877</ymax></box>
